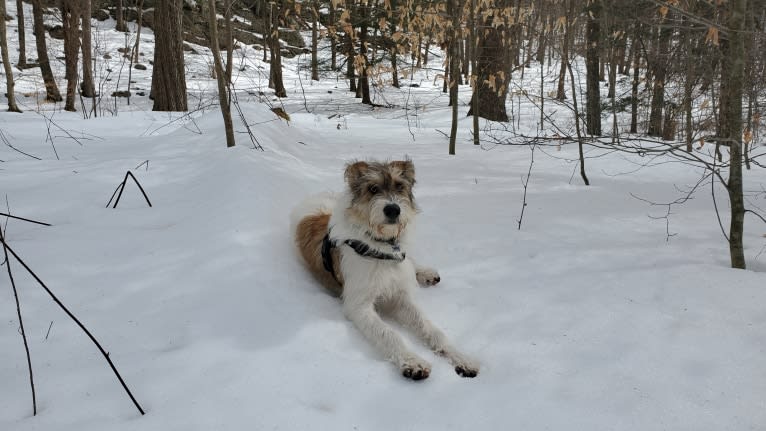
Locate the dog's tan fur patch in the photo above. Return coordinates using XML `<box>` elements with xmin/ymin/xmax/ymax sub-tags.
<box><xmin>295</xmin><ymin>211</ymin><xmax>344</xmax><ymax>295</ymax></box>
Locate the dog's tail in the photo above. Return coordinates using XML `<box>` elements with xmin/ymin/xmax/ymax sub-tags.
<box><xmin>290</xmin><ymin>192</ymin><xmax>343</xmax><ymax>295</ymax></box>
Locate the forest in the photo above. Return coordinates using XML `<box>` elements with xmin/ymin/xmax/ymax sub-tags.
<box><xmin>1</xmin><ymin>1</ymin><xmax>765</xmax><ymax>430</ymax></box>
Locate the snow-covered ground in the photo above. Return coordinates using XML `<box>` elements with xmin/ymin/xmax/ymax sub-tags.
<box><xmin>2</xmin><ymin>5</ymin><xmax>766</xmax><ymax>431</ymax></box>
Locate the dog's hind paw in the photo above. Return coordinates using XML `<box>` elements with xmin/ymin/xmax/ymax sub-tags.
<box><xmin>400</xmin><ymin>358</ymin><xmax>431</xmax><ymax>381</ymax></box>
<box><xmin>416</xmin><ymin>267</ymin><xmax>441</xmax><ymax>287</ymax></box>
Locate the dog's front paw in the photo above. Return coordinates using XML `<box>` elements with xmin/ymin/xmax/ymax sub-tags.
<box><xmin>400</xmin><ymin>357</ymin><xmax>431</xmax><ymax>381</ymax></box>
<box><xmin>445</xmin><ymin>353</ymin><xmax>479</xmax><ymax>378</ymax></box>
<box><xmin>454</xmin><ymin>362</ymin><xmax>479</xmax><ymax>378</ymax></box>
<box><xmin>416</xmin><ymin>267</ymin><xmax>441</xmax><ymax>287</ymax></box>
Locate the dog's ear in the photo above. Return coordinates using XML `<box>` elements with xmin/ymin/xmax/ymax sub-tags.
<box><xmin>344</xmin><ymin>161</ymin><xmax>369</xmax><ymax>186</ymax></box>
<box><xmin>389</xmin><ymin>160</ymin><xmax>415</xmax><ymax>184</ymax></box>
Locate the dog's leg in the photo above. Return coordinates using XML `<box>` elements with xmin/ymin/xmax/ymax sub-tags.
<box><xmin>390</xmin><ymin>296</ymin><xmax>479</xmax><ymax>378</ymax></box>
<box><xmin>410</xmin><ymin>259</ymin><xmax>441</xmax><ymax>287</ymax></box>
<box><xmin>343</xmin><ymin>302</ymin><xmax>432</xmax><ymax>380</ymax></box>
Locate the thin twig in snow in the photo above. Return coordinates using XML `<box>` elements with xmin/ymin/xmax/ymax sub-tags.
<box><xmin>517</xmin><ymin>144</ymin><xmax>536</xmax><ymax>230</ymax></box>
<box><xmin>1</xmin><ymin>226</ymin><xmax>37</xmax><ymax>416</ymax></box>
<box><xmin>0</xmin><ymin>238</ymin><xmax>146</xmax><ymax>415</ymax></box>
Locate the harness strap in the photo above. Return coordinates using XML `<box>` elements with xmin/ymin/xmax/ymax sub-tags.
<box><xmin>321</xmin><ymin>233</ymin><xmax>338</xmax><ymax>281</ymax></box>
<box><xmin>321</xmin><ymin>231</ymin><xmax>406</xmax><ymax>283</ymax></box>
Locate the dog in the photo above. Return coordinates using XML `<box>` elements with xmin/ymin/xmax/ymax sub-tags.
<box><xmin>291</xmin><ymin>159</ymin><xmax>479</xmax><ymax>380</ymax></box>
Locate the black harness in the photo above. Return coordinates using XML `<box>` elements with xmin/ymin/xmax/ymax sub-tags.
<box><xmin>321</xmin><ymin>230</ymin><xmax>406</xmax><ymax>282</ymax></box>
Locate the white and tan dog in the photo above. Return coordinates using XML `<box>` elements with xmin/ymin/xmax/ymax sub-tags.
<box><xmin>291</xmin><ymin>159</ymin><xmax>479</xmax><ymax>380</ymax></box>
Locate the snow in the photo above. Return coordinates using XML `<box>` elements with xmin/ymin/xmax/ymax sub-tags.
<box><xmin>2</xmin><ymin>4</ymin><xmax>766</xmax><ymax>431</ymax></box>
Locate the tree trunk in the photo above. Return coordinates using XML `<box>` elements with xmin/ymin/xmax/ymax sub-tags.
<box><xmin>269</xmin><ymin>2</ymin><xmax>286</xmax><ymax>97</ymax></box>
<box><xmin>567</xmin><ymin>61</ymin><xmax>589</xmax><ymax>186</ymax></box>
<box><xmin>116</xmin><ymin>0</ymin><xmax>127</xmax><ymax>32</ymax></box>
<box><xmin>16</xmin><ymin>0</ymin><xmax>28</xmax><ymax>69</ymax></box>
<box><xmin>585</xmin><ymin>0</ymin><xmax>601</xmax><ymax>136</ymax></box>
<box><xmin>470</xmin><ymin>0</ymin><xmax>479</xmax><ymax>144</ymax></box>
<box><xmin>152</xmin><ymin>0</ymin><xmax>188</xmax><ymax>111</ymax></box>
<box><xmin>467</xmin><ymin>3</ymin><xmax>511</xmax><ymax>122</ymax></box>
<box><xmin>207</xmin><ymin>0</ymin><xmax>235</xmax><ymax>147</ymax></box>
<box><xmin>311</xmin><ymin>1</ymin><xmax>319</xmax><ymax>81</ymax></box>
<box><xmin>0</xmin><ymin>0</ymin><xmax>21</xmax><ymax>111</ymax></box>
<box><xmin>62</xmin><ymin>0</ymin><xmax>80</xmax><ymax>111</ymax></box>
<box><xmin>721</xmin><ymin>0</ymin><xmax>747</xmax><ymax>269</ymax></box>
<box><xmin>556</xmin><ymin>0</ymin><xmax>574</xmax><ymax>100</ymax></box>
<box><xmin>81</xmin><ymin>0</ymin><xmax>96</xmax><ymax>100</ymax></box>
<box><xmin>648</xmin><ymin>15</ymin><xmax>671</xmax><ymax>136</ymax></box>
<box><xmin>448</xmin><ymin>0</ymin><xmax>462</xmax><ymax>155</ymax></box>
<box><xmin>358</xmin><ymin>3</ymin><xmax>371</xmax><ymax>105</ymax></box>
<box><xmin>388</xmin><ymin>0</ymin><xmax>399</xmax><ymax>88</ymax></box>
<box><xmin>346</xmin><ymin>36</ymin><xmax>356</xmax><ymax>93</ymax></box>
<box><xmin>31</xmin><ymin>0</ymin><xmax>62</xmax><ymax>102</ymax></box>
<box><xmin>132</xmin><ymin>0</ymin><xmax>144</xmax><ymax>62</ymax></box>
<box><xmin>329</xmin><ymin>0</ymin><xmax>337</xmax><ymax>70</ymax></box>
<box><xmin>630</xmin><ymin>26</ymin><xmax>640</xmax><ymax>133</ymax></box>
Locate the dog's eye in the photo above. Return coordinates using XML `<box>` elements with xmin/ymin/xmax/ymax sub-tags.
<box><xmin>394</xmin><ymin>182</ymin><xmax>405</xmax><ymax>192</ymax></box>
<box><xmin>368</xmin><ymin>184</ymin><xmax>379</xmax><ymax>194</ymax></box>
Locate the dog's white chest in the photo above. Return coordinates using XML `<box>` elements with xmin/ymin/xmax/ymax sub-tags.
<box><xmin>340</xmin><ymin>251</ymin><xmax>416</xmax><ymax>302</ymax></box>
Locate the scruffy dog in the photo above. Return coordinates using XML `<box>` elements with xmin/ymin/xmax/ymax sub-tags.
<box><xmin>291</xmin><ymin>159</ymin><xmax>479</xmax><ymax>380</ymax></box>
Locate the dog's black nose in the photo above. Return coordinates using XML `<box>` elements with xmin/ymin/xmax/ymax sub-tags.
<box><xmin>383</xmin><ymin>203</ymin><xmax>401</xmax><ymax>221</ymax></box>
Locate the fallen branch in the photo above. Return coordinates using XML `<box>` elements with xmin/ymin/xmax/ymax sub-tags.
<box><xmin>0</xmin><ymin>212</ymin><xmax>52</xmax><ymax>227</ymax></box>
<box><xmin>0</xmin><ymin>235</ymin><xmax>146</xmax><ymax>416</ymax></box>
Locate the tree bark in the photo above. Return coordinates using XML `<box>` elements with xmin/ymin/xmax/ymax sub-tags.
<box><xmin>358</xmin><ymin>2</ymin><xmax>371</xmax><ymax>105</ymax></box>
<box><xmin>311</xmin><ymin>1</ymin><xmax>319</xmax><ymax>81</ymax></box>
<box><xmin>630</xmin><ymin>26</ymin><xmax>640</xmax><ymax>134</ymax></box>
<box><xmin>721</xmin><ymin>0</ymin><xmax>747</xmax><ymax>269</ymax></box>
<box><xmin>585</xmin><ymin>0</ymin><xmax>601</xmax><ymax>136</ymax></box>
<box><xmin>152</xmin><ymin>0</ymin><xmax>188</xmax><ymax>111</ymax></box>
<box><xmin>556</xmin><ymin>0</ymin><xmax>574</xmax><ymax>100</ymax></box>
<box><xmin>208</xmin><ymin>0</ymin><xmax>235</xmax><ymax>147</ymax></box>
<box><xmin>116</xmin><ymin>0</ymin><xmax>127</xmax><ymax>32</ymax></box>
<box><xmin>62</xmin><ymin>0</ymin><xmax>81</xmax><ymax>111</ymax></box>
<box><xmin>81</xmin><ymin>0</ymin><xmax>96</xmax><ymax>100</ymax></box>
<box><xmin>329</xmin><ymin>0</ymin><xmax>337</xmax><ymax>70</ymax></box>
<box><xmin>0</xmin><ymin>0</ymin><xmax>21</xmax><ymax>111</ymax></box>
<box><xmin>31</xmin><ymin>0</ymin><xmax>62</xmax><ymax>102</ymax></box>
<box><xmin>648</xmin><ymin>14</ymin><xmax>671</xmax><ymax>136</ymax></box>
<box><xmin>467</xmin><ymin>1</ymin><xmax>511</xmax><ymax>122</ymax></box>
<box><xmin>269</xmin><ymin>1</ymin><xmax>286</xmax><ymax>97</ymax></box>
<box><xmin>132</xmin><ymin>0</ymin><xmax>144</xmax><ymax>62</ymax></box>
<box><xmin>16</xmin><ymin>0</ymin><xmax>28</xmax><ymax>69</ymax></box>
<box><xmin>448</xmin><ymin>0</ymin><xmax>462</xmax><ymax>154</ymax></box>
<box><xmin>470</xmin><ymin>0</ymin><xmax>479</xmax><ymax>144</ymax></box>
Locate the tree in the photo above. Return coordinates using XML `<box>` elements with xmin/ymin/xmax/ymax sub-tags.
<box><xmin>720</xmin><ymin>0</ymin><xmax>747</xmax><ymax>269</ymax></box>
<box><xmin>81</xmin><ymin>0</ymin><xmax>96</xmax><ymax>101</ymax></box>
<box><xmin>208</xmin><ymin>0</ymin><xmax>235</xmax><ymax>147</ymax></box>
<box><xmin>556</xmin><ymin>0</ymin><xmax>575</xmax><ymax>100</ymax></box>
<box><xmin>31</xmin><ymin>0</ymin><xmax>62</xmax><ymax>102</ymax></box>
<box><xmin>269</xmin><ymin>1</ymin><xmax>287</xmax><ymax>97</ymax></box>
<box><xmin>468</xmin><ymin>0</ymin><xmax>512</xmax><ymax>122</ymax></box>
<box><xmin>15</xmin><ymin>0</ymin><xmax>28</xmax><ymax>69</ymax></box>
<box><xmin>448</xmin><ymin>0</ymin><xmax>463</xmax><ymax>154</ymax></box>
<box><xmin>116</xmin><ymin>0</ymin><xmax>127</xmax><ymax>32</ymax></box>
<box><xmin>311</xmin><ymin>0</ymin><xmax>319</xmax><ymax>81</ymax></box>
<box><xmin>62</xmin><ymin>0</ymin><xmax>81</xmax><ymax>111</ymax></box>
<box><xmin>152</xmin><ymin>0</ymin><xmax>188</xmax><ymax>111</ymax></box>
<box><xmin>0</xmin><ymin>0</ymin><xmax>21</xmax><ymax>111</ymax></box>
<box><xmin>585</xmin><ymin>0</ymin><xmax>601</xmax><ymax>135</ymax></box>
<box><xmin>647</xmin><ymin>9</ymin><xmax>672</xmax><ymax>137</ymax></box>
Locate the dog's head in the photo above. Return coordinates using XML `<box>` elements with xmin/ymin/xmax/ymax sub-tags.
<box><xmin>343</xmin><ymin>159</ymin><xmax>417</xmax><ymax>242</ymax></box>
